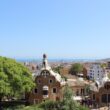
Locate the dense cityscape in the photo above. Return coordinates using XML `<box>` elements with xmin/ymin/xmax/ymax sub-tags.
<box><xmin>22</xmin><ymin>54</ymin><xmax>110</xmax><ymax>110</ymax></box>
<box><xmin>0</xmin><ymin>0</ymin><xmax>110</xmax><ymax>110</ymax></box>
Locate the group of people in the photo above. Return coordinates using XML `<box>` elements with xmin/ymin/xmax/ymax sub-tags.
<box><xmin>81</xmin><ymin>99</ymin><xmax>97</xmax><ymax>108</ymax></box>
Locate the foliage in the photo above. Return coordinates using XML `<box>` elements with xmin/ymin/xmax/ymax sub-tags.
<box><xmin>52</xmin><ymin>66</ymin><xmax>63</xmax><ymax>74</ymax></box>
<box><xmin>100</xmin><ymin>63</ymin><xmax>107</xmax><ymax>68</ymax></box>
<box><xmin>85</xmin><ymin>85</ymin><xmax>91</xmax><ymax>95</ymax></box>
<box><xmin>61</xmin><ymin>85</ymin><xmax>89</xmax><ymax>110</ymax></box>
<box><xmin>0</xmin><ymin>56</ymin><xmax>35</xmax><ymax>100</ymax></box>
<box><xmin>69</xmin><ymin>63</ymin><xmax>83</xmax><ymax>75</ymax></box>
<box><xmin>61</xmin><ymin>75</ymin><xmax>67</xmax><ymax>81</ymax></box>
<box><xmin>78</xmin><ymin>105</ymin><xmax>89</xmax><ymax>110</ymax></box>
<box><xmin>39</xmin><ymin>100</ymin><xmax>60</xmax><ymax>110</ymax></box>
<box><xmin>22</xmin><ymin>105</ymin><xmax>43</xmax><ymax>110</ymax></box>
<box><xmin>61</xmin><ymin>85</ymin><xmax>78</xmax><ymax>110</ymax></box>
<box><xmin>108</xmin><ymin>73</ymin><xmax>110</xmax><ymax>79</ymax></box>
<box><xmin>3</xmin><ymin>99</ymin><xmax>89</xmax><ymax>110</ymax></box>
<box><xmin>3</xmin><ymin>105</ymin><xmax>25</xmax><ymax>110</ymax></box>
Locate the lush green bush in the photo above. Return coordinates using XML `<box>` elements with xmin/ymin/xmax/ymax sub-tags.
<box><xmin>22</xmin><ymin>105</ymin><xmax>43</xmax><ymax>110</ymax></box>
<box><xmin>3</xmin><ymin>101</ymin><xmax>89</xmax><ymax>110</ymax></box>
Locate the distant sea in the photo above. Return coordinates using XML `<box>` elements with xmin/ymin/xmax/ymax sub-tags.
<box><xmin>16</xmin><ymin>58</ymin><xmax>97</xmax><ymax>63</ymax></box>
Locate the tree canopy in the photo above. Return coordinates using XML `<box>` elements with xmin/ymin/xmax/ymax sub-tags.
<box><xmin>0</xmin><ymin>56</ymin><xmax>35</xmax><ymax>100</ymax></box>
<box><xmin>60</xmin><ymin>85</ymin><xmax>89</xmax><ymax>110</ymax></box>
<box><xmin>61</xmin><ymin>85</ymin><xmax>78</xmax><ymax>110</ymax></box>
<box><xmin>69</xmin><ymin>63</ymin><xmax>83</xmax><ymax>75</ymax></box>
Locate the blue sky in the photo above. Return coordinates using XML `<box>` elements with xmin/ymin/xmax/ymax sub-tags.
<box><xmin>0</xmin><ymin>0</ymin><xmax>110</xmax><ymax>59</ymax></box>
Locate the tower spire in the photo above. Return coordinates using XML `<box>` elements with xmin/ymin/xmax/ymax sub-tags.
<box><xmin>42</xmin><ymin>54</ymin><xmax>49</xmax><ymax>68</ymax></box>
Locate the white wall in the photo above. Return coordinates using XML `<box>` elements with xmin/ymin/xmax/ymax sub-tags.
<box><xmin>87</xmin><ymin>63</ymin><xmax>105</xmax><ymax>81</ymax></box>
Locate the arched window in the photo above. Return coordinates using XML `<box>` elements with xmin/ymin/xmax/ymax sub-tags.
<box><xmin>41</xmin><ymin>70</ymin><xmax>50</xmax><ymax>77</ymax></box>
<box><xmin>42</xmin><ymin>86</ymin><xmax>49</xmax><ymax>97</ymax></box>
<box><xmin>49</xmin><ymin>79</ymin><xmax>53</xmax><ymax>83</ymax></box>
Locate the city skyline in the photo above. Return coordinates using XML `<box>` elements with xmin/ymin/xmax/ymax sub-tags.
<box><xmin>0</xmin><ymin>0</ymin><xmax>110</xmax><ymax>59</ymax></box>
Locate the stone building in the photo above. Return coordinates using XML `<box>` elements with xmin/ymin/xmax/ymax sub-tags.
<box><xmin>67</xmin><ymin>77</ymin><xmax>89</xmax><ymax>102</ymax></box>
<box><xmin>90</xmin><ymin>73</ymin><xmax>110</xmax><ymax>107</ymax></box>
<box><xmin>107</xmin><ymin>61</ymin><xmax>110</xmax><ymax>69</ymax></box>
<box><xmin>27</xmin><ymin>54</ymin><xmax>66</xmax><ymax>104</ymax></box>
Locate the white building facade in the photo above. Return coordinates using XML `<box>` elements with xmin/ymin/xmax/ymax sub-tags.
<box><xmin>87</xmin><ymin>63</ymin><xmax>105</xmax><ymax>81</ymax></box>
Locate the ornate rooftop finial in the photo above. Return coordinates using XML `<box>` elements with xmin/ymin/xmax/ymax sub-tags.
<box><xmin>42</xmin><ymin>54</ymin><xmax>48</xmax><ymax>68</ymax></box>
<box><xmin>43</xmin><ymin>54</ymin><xmax>47</xmax><ymax>59</ymax></box>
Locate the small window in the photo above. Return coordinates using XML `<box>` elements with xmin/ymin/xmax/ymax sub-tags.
<box><xmin>104</xmin><ymin>85</ymin><xmax>107</xmax><ymax>89</ymax></box>
<box><xmin>38</xmin><ymin>80</ymin><xmax>41</xmax><ymax>84</ymax></box>
<box><xmin>81</xmin><ymin>89</ymin><xmax>84</xmax><ymax>95</ymax></box>
<box><xmin>76</xmin><ymin>90</ymin><xmax>79</xmax><ymax>96</ymax></box>
<box><xmin>90</xmin><ymin>76</ymin><xmax>92</xmax><ymax>78</ymax></box>
<box><xmin>49</xmin><ymin>79</ymin><xmax>53</xmax><ymax>83</ymax></box>
<box><xmin>35</xmin><ymin>88</ymin><xmax>38</xmax><ymax>93</ymax></box>
<box><xmin>105</xmin><ymin>85</ymin><xmax>110</xmax><ymax>90</ymax></box>
<box><xmin>53</xmin><ymin>88</ymin><xmax>57</xmax><ymax>93</ymax></box>
<box><xmin>43</xmin><ymin>90</ymin><xmax>48</xmax><ymax>95</ymax></box>
<box><xmin>93</xmin><ymin>94</ymin><xmax>95</xmax><ymax>100</ymax></box>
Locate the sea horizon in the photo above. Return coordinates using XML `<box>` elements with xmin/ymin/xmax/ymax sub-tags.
<box><xmin>15</xmin><ymin>58</ymin><xmax>103</xmax><ymax>63</ymax></box>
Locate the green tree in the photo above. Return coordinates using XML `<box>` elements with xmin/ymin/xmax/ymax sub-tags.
<box><xmin>69</xmin><ymin>63</ymin><xmax>83</xmax><ymax>75</ymax></box>
<box><xmin>108</xmin><ymin>73</ymin><xmax>110</xmax><ymax>79</ymax></box>
<box><xmin>61</xmin><ymin>85</ymin><xmax>89</xmax><ymax>110</ymax></box>
<box><xmin>100</xmin><ymin>63</ymin><xmax>107</xmax><ymax>68</ymax></box>
<box><xmin>85</xmin><ymin>85</ymin><xmax>91</xmax><ymax>95</ymax></box>
<box><xmin>61</xmin><ymin>85</ymin><xmax>78</xmax><ymax>110</ymax></box>
<box><xmin>0</xmin><ymin>56</ymin><xmax>35</xmax><ymax>101</ymax></box>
